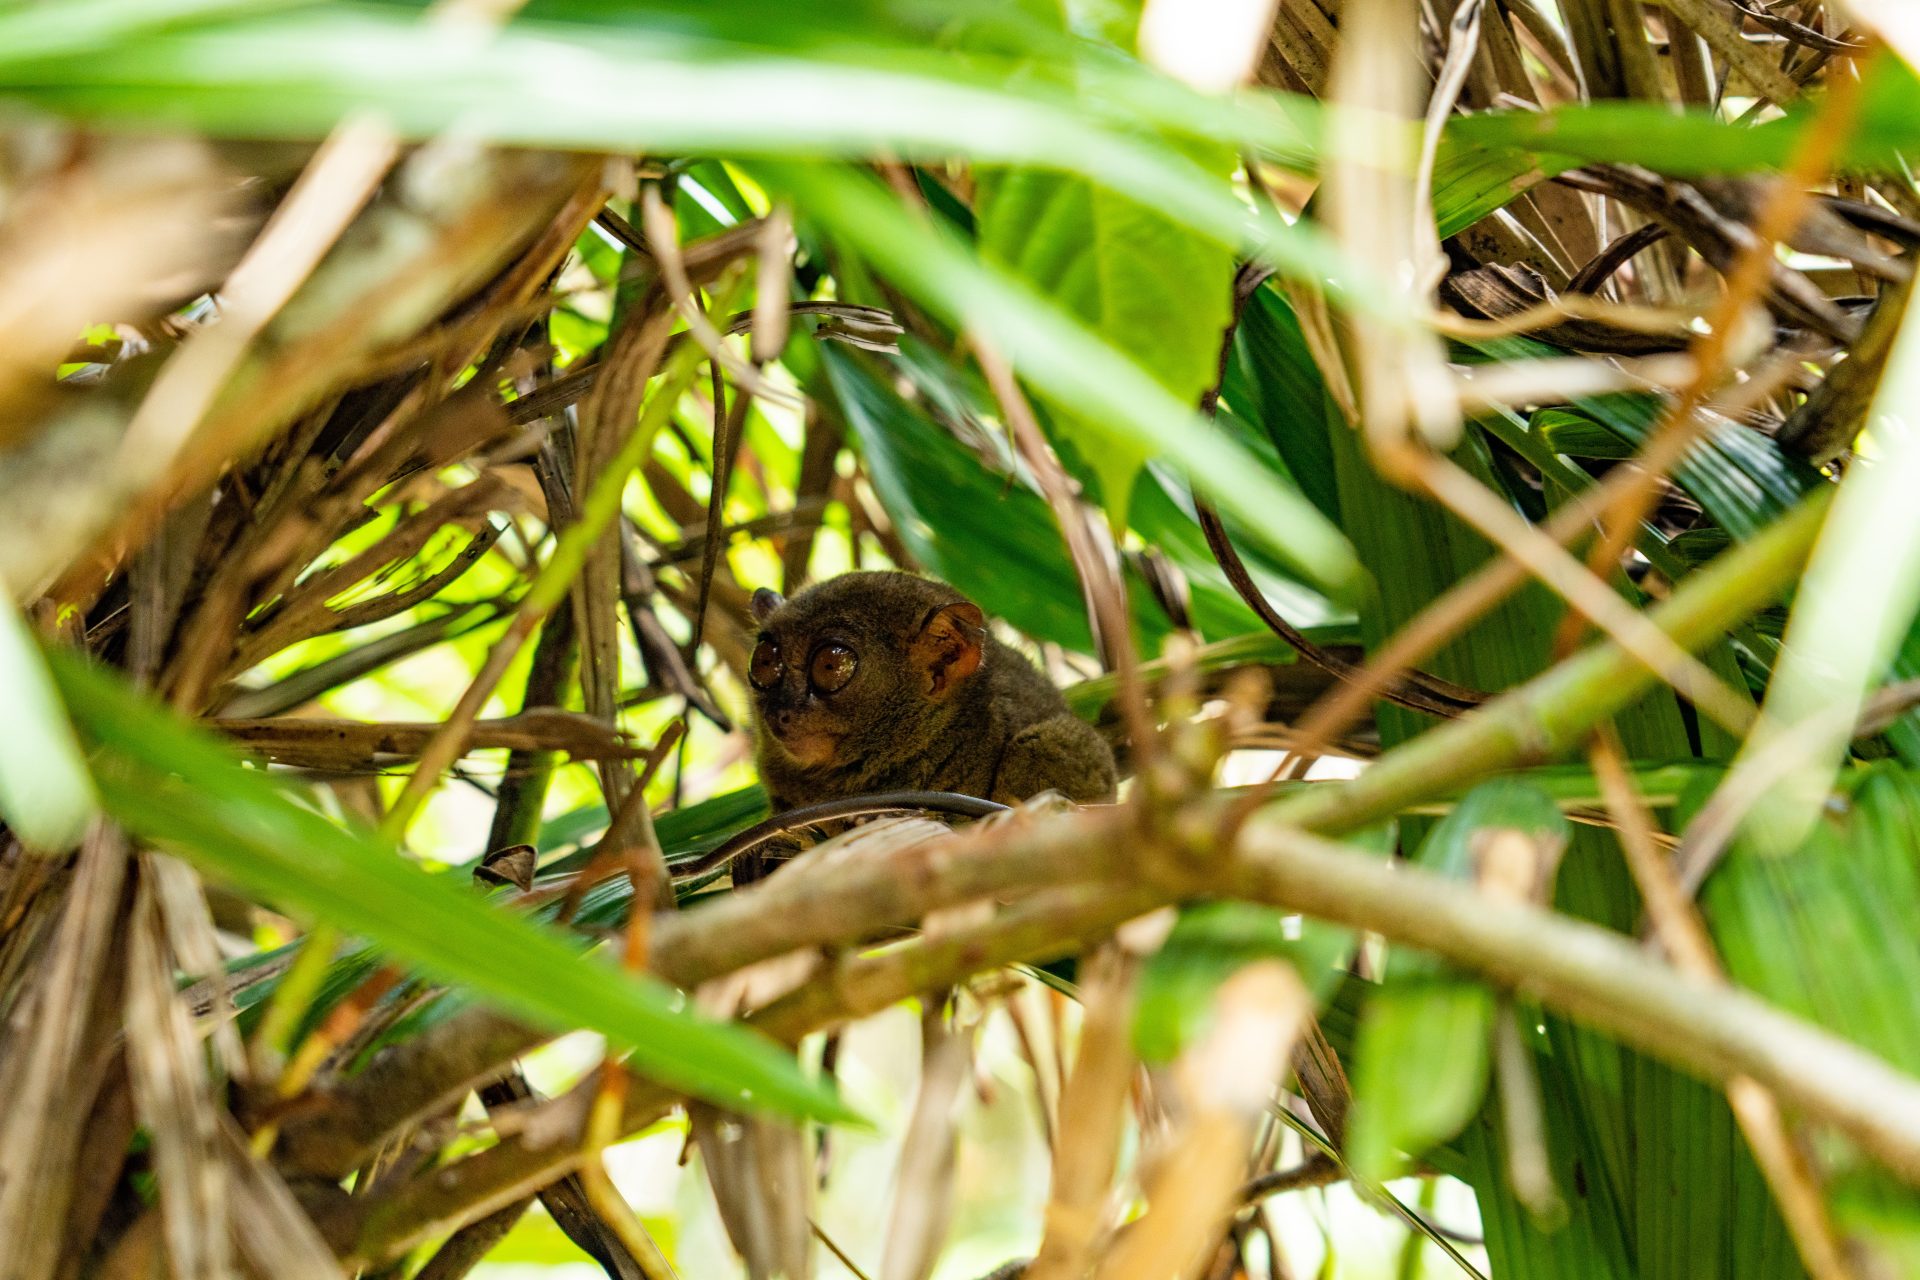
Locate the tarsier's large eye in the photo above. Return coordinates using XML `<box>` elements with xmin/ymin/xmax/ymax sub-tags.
<box><xmin>749</xmin><ymin>639</ymin><xmax>783</xmax><ymax>690</ymax></box>
<box><xmin>809</xmin><ymin>642</ymin><xmax>858</xmax><ymax>694</ymax></box>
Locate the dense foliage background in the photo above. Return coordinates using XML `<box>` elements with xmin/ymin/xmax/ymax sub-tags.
<box><xmin>3</xmin><ymin>1</ymin><xmax>1920</xmax><ymax>1277</ymax></box>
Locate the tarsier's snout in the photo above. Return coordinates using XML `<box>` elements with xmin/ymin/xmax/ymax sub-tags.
<box><xmin>762</xmin><ymin>704</ymin><xmax>842</xmax><ymax>767</ymax></box>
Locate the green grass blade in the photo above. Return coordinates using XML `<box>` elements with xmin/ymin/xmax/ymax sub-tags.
<box><xmin>1741</xmin><ymin>292</ymin><xmax>1920</xmax><ymax>852</ymax></box>
<box><xmin>0</xmin><ymin>0</ymin><xmax>308</xmax><ymax>62</ymax></box>
<box><xmin>47</xmin><ymin>650</ymin><xmax>857</xmax><ymax>1125</ymax></box>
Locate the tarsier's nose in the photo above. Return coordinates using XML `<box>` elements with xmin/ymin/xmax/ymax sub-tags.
<box><xmin>769</xmin><ymin>708</ymin><xmax>796</xmax><ymax>735</ymax></box>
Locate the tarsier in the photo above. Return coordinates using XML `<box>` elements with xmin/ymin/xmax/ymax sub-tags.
<box><xmin>699</xmin><ymin>573</ymin><xmax>1119</xmax><ymax>1280</ymax></box>
<box><xmin>747</xmin><ymin>571</ymin><xmax>1118</xmax><ymax>813</ymax></box>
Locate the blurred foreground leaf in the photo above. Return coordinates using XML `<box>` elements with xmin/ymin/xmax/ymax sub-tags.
<box><xmin>47</xmin><ymin>651</ymin><xmax>856</xmax><ymax>1125</ymax></box>
<box><xmin>0</xmin><ymin>593</ymin><xmax>97</xmax><ymax>851</ymax></box>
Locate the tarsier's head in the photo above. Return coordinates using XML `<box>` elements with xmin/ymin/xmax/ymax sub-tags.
<box><xmin>746</xmin><ymin>571</ymin><xmax>987</xmax><ymax>771</ymax></box>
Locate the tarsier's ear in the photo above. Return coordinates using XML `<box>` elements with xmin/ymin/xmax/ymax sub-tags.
<box><xmin>911</xmin><ymin>601</ymin><xmax>986</xmax><ymax>698</ymax></box>
<box><xmin>750</xmin><ymin>588</ymin><xmax>785</xmax><ymax>623</ymax></box>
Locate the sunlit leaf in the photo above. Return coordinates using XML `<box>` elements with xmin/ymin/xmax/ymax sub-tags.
<box><xmin>975</xmin><ymin>151</ymin><xmax>1238</xmax><ymax>528</ymax></box>
<box><xmin>770</xmin><ymin>161</ymin><xmax>1366</xmax><ymax>601</ymax></box>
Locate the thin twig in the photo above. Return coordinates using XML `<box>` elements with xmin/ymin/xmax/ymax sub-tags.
<box><xmin>811</xmin><ymin>1218</ymin><xmax>874</xmax><ymax>1280</ymax></box>
<box><xmin>1396</xmin><ymin>451</ymin><xmax>1756</xmax><ymax>737</ymax></box>
<box><xmin>974</xmin><ymin>338</ymin><xmax>1158</xmax><ymax>770</ymax></box>
<box><xmin>1572</xmin><ymin>60</ymin><xmax>1866</xmax><ymax>629</ymax></box>
<box><xmin>640</xmin><ymin>186</ymin><xmax>799</xmax><ymax>408</ymax></box>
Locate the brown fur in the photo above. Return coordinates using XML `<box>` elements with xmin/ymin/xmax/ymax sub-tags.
<box><xmin>747</xmin><ymin>571</ymin><xmax>1117</xmax><ymax>811</ymax></box>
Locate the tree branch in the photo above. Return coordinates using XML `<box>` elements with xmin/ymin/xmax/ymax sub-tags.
<box><xmin>1214</xmin><ymin>822</ymin><xmax>1920</xmax><ymax>1183</ymax></box>
<box><xmin>344</xmin><ymin>794</ymin><xmax>1920</xmax><ymax>1263</ymax></box>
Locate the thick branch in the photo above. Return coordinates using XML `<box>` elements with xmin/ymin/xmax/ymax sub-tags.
<box><xmin>1215</xmin><ymin>823</ymin><xmax>1920</xmax><ymax>1183</ymax></box>
<box><xmin>345</xmin><ymin>794</ymin><xmax>1920</xmax><ymax>1262</ymax></box>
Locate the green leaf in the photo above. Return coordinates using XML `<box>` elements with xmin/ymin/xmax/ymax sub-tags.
<box><xmin>0</xmin><ymin>594</ymin><xmax>98</xmax><ymax>851</ymax></box>
<box><xmin>1741</xmin><ymin>291</ymin><xmax>1920</xmax><ymax>851</ymax></box>
<box><xmin>769</xmin><ymin>161</ymin><xmax>1366</xmax><ymax>601</ymax></box>
<box><xmin>46</xmin><ymin>651</ymin><xmax>857</xmax><ymax>1126</ymax></box>
<box><xmin>1527</xmin><ymin>397</ymin><xmax>1822</xmax><ymax>542</ymax></box>
<box><xmin>1700</xmin><ymin>763</ymin><xmax>1920</xmax><ymax>1266</ymax></box>
<box><xmin>1221</xmin><ymin>283</ymin><xmax>1341</xmax><ymax>524</ymax></box>
<box><xmin>1349</xmin><ymin>782</ymin><xmax>1565</xmax><ymax>1185</ymax></box>
<box><xmin>1134</xmin><ymin>824</ymin><xmax>1390</xmax><ymax>1063</ymax></box>
<box><xmin>1446</xmin><ymin>51</ymin><xmax>1920</xmax><ymax>178</ymax></box>
<box><xmin>1533</xmin><ymin>411</ymin><xmax>1637</xmax><ymax>460</ymax></box>
<box><xmin>1348</xmin><ymin>982</ymin><xmax>1495</xmax><ymax>1182</ymax></box>
<box><xmin>975</xmin><ymin>152</ymin><xmax>1237</xmax><ymax>527</ymax></box>
<box><xmin>0</xmin><ymin>6</ymin><xmax>1371</xmax><ymax>306</ymax></box>
<box><xmin>1132</xmin><ymin>901</ymin><xmax>1358</xmax><ymax>1064</ymax></box>
<box><xmin>1430</xmin><ymin>139</ymin><xmax>1552</xmax><ymax>238</ymax></box>
<box><xmin>0</xmin><ymin>0</ymin><xmax>305</xmax><ymax>63</ymax></box>
<box><xmin>817</xmin><ymin>343</ymin><xmax>1105</xmax><ymax>651</ymax></box>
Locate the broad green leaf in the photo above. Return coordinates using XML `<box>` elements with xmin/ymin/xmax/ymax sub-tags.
<box><xmin>1527</xmin><ymin>399</ymin><xmax>1822</xmax><ymax>542</ymax></box>
<box><xmin>1533</xmin><ymin>412</ymin><xmax>1636</xmax><ymax>461</ymax></box>
<box><xmin>1221</xmin><ymin>283</ymin><xmax>1341</xmax><ymax>524</ymax></box>
<box><xmin>1460</xmin><ymin>332</ymin><xmax>1824</xmax><ymax>543</ymax></box>
<box><xmin>47</xmin><ymin>651</ymin><xmax>856</xmax><ymax>1125</ymax></box>
<box><xmin>1430</xmin><ymin>139</ymin><xmax>1549</xmax><ymax>238</ymax></box>
<box><xmin>975</xmin><ymin>153</ymin><xmax>1237</xmax><ymax>527</ymax></box>
<box><xmin>539</xmin><ymin>784</ymin><xmax>771</xmax><ymax>868</ymax></box>
<box><xmin>1701</xmin><ymin>764</ymin><xmax>1920</xmax><ymax>1073</ymax></box>
<box><xmin>1348</xmin><ymin>982</ymin><xmax>1495</xmax><ymax>1182</ymax></box>
<box><xmin>0</xmin><ymin>593</ymin><xmax>98</xmax><ymax>851</ymax></box>
<box><xmin>770</xmin><ymin>162</ymin><xmax>1366</xmax><ymax>601</ymax></box>
<box><xmin>1127</xmin><ymin>459</ymin><xmax>1334</xmax><ymax>639</ymax></box>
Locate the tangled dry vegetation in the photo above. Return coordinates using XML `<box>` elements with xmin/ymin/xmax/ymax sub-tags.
<box><xmin>4</xmin><ymin>2</ymin><xmax>1920</xmax><ymax>1279</ymax></box>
